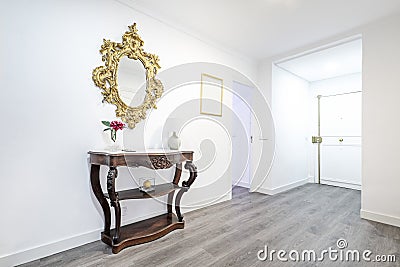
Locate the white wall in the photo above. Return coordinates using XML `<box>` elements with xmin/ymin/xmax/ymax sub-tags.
<box><xmin>257</xmin><ymin>12</ymin><xmax>400</xmax><ymax>227</ymax></box>
<box><xmin>256</xmin><ymin>65</ymin><xmax>311</xmax><ymax>194</ymax></box>
<box><xmin>0</xmin><ymin>0</ymin><xmax>258</xmax><ymax>265</ymax></box>
<box><xmin>361</xmin><ymin>14</ymin><xmax>400</xmax><ymax>227</ymax></box>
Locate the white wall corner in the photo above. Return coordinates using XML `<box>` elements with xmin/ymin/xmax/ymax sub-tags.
<box><xmin>360</xmin><ymin>209</ymin><xmax>400</xmax><ymax>228</ymax></box>
<box><xmin>256</xmin><ymin>177</ymin><xmax>311</xmax><ymax>195</ymax></box>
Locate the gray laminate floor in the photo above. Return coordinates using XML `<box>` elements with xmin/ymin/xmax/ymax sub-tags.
<box><xmin>20</xmin><ymin>184</ymin><xmax>400</xmax><ymax>267</ymax></box>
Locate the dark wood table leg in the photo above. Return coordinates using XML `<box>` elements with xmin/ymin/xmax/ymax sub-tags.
<box><xmin>90</xmin><ymin>164</ymin><xmax>111</xmax><ymax>236</ymax></box>
<box><xmin>167</xmin><ymin>191</ymin><xmax>175</xmax><ymax>214</ymax></box>
<box><xmin>174</xmin><ymin>189</ymin><xmax>186</xmax><ymax>222</ymax></box>
<box><xmin>173</xmin><ymin>163</ymin><xmax>182</xmax><ymax>185</ymax></box>
<box><xmin>106</xmin><ymin>167</ymin><xmax>121</xmax><ymax>243</ymax></box>
<box><xmin>168</xmin><ymin>163</ymin><xmax>182</xmax><ymax>214</ymax></box>
<box><xmin>182</xmin><ymin>161</ymin><xmax>198</xmax><ymax>188</ymax></box>
<box><xmin>113</xmin><ymin>201</ymin><xmax>121</xmax><ymax>242</ymax></box>
<box><xmin>175</xmin><ymin>161</ymin><xmax>197</xmax><ymax>222</ymax></box>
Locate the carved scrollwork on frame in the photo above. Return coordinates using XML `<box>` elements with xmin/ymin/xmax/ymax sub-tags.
<box><xmin>92</xmin><ymin>23</ymin><xmax>164</xmax><ymax>128</ymax></box>
<box><xmin>107</xmin><ymin>167</ymin><xmax>119</xmax><ymax>201</ymax></box>
<box><xmin>150</xmin><ymin>156</ymin><xmax>173</xmax><ymax>169</ymax></box>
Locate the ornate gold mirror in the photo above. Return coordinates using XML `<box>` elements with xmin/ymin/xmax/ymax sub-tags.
<box><xmin>92</xmin><ymin>23</ymin><xmax>164</xmax><ymax>128</ymax></box>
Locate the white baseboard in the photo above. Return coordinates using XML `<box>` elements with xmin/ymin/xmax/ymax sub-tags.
<box><xmin>233</xmin><ymin>181</ymin><xmax>250</xmax><ymax>188</ymax></box>
<box><xmin>320</xmin><ymin>178</ymin><xmax>361</xmax><ymax>190</ymax></box>
<box><xmin>256</xmin><ymin>177</ymin><xmax>311</xmax><ymax>195</ymax></box>
<box><xmin>0</xmin><ymin>230</ymin><xmax>100</xmax><ymax>267</ymax></box>
<box><xmin>360</xmin><ymin>209</ymin><xmax>400</xmax><ymax>228</ymax></box>
<box><xmin>0</xmin><ymin>210</ymin><xmax>165</xmax><ymax>267</ymax></box>
<box><xmin>182</xmin><ymin>194</ymin><xmax>231</xmax><ymax>213</ymax></box>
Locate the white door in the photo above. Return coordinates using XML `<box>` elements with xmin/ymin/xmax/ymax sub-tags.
<box><xmin>232</xmin><ymin>81</ymin><xmax>252</xmax><ymax>188</ymax></box>
<box><xmin>319</xmin><ymin>92</ymin><xmax>362</xmax><ymax>190</ymax></box>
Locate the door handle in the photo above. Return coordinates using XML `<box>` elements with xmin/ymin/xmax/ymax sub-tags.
<box><xmin>339</xmin><ymin>138</ymin><xmax>344</xmax><ymax>142</ymax></box>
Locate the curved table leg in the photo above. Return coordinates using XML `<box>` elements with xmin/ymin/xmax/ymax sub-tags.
<box><xmin>167</xmin><ymin>163</ymin><xmax>183</xmax><ymax>214</ymax></box>
<box><xmin>113</xmin><ymin>201</ymin><xmax>121</xmax><ymax>242</ymax></box>
<box><xmin>90</xmin><ymin>164</ymin><xmax>111</xmax><ymax>236</ymax></box>
<box><xmin>173</xmin><ymin>163</ymin><xmax>182</xmax><ymax>185</ymax></box>
<box><xmin>182</xmin><ymin>161</ymin><xmax>198</xmax><ymax>188</ymax></box>
<box><xmin>175</xmin><ymin>161</ymin><xmax>197</xmax><ymax>221</ymax></box>
<box><xmin>167</xmin><ymin>191</ymin><xmax>175</xmax><ymax>214</ymax></box>
<box><xmin>107</xmin><ymin>167</ymin><xmax>120</xmax><ymax>243</ymax></box>
<box><xmin>174</xmin><ymin>189</ymin><xmax>186</xmax><ymax>222</ymax></box>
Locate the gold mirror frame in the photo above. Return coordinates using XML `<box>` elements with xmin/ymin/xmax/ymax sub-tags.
<box><xmin>92</xmin><ymin>23</ymin><xmax>164</xmax><ymax>128</ymax></box>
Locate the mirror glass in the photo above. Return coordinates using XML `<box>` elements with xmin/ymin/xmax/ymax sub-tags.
<box><xmin>117</xmin><ymin>57</ymin><xmax>147</xmax><ymax>107</ymax></box>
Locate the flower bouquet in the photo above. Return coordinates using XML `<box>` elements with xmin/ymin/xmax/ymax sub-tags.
<box><xmin>102</xmin><ymin>120</ymin><xmax>125</xmax><ymax>142</ymax></box>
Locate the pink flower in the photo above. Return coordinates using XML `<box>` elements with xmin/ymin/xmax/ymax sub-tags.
<box><xmin>110</xmin><ymin>121</ymin><xmax>125</xmax><ymax>131</ymax></box>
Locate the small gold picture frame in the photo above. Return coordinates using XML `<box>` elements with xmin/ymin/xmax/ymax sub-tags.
<box><xmin>200</xmin><ymin>73</ymin><xmax>223</xmax><ymax>117</ymax></box>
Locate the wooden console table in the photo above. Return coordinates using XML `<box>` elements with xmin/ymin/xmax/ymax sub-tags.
<box><xmin>88</xmin><ymin>150</ymin><xmax>197</xmax><ymax>253</ymax></box>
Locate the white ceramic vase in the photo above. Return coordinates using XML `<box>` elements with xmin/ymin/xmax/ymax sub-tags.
<box><xmin>168</xmin><ymin>131</ymin><xmax>181</xmax><ymax>150</ymax></box>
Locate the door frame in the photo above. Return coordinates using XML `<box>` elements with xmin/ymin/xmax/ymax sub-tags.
<box><xmin>232</xmin><ymin>80</ymin><xmax>254</xmax><ymax>189</ymax></box>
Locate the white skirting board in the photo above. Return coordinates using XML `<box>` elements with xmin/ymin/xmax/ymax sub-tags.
<box><xmin>181</xmin><ymin>193</ymin><xmax>231</xmax><ymax>213</ymax></box>
<box><xmin>320</xmin><ymin>178</ymin><xmax>361</xmax><ymax>190</ymax></box>
<box><xmin>233</xmin><ymin>181</ymin><xmax>250</xmax><ymax>188</ymax></box>
<box><xmin>255</xmin><ymin>177</ymin><xmax>312</xmax><ymax>195</ymax></box>
<box><xmin>0</xmin><ymin>228</ymin><xmax>101</xmax><ymax>267</ymax></box>
<box><xmin>360</xmin><ymin>209</ymin><xmax>400</xmax><ymax>228</ymax></box>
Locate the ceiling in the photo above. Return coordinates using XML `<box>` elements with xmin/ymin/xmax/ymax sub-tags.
<box><xmin>276</xmin><ymin>38</ymin><xmax>362</xmax><ymax>81</ymax></box>
<box><xmin>118</xmin><ymin>0</ymin><xmax>400</xmax><ymax>61</ymax></box>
